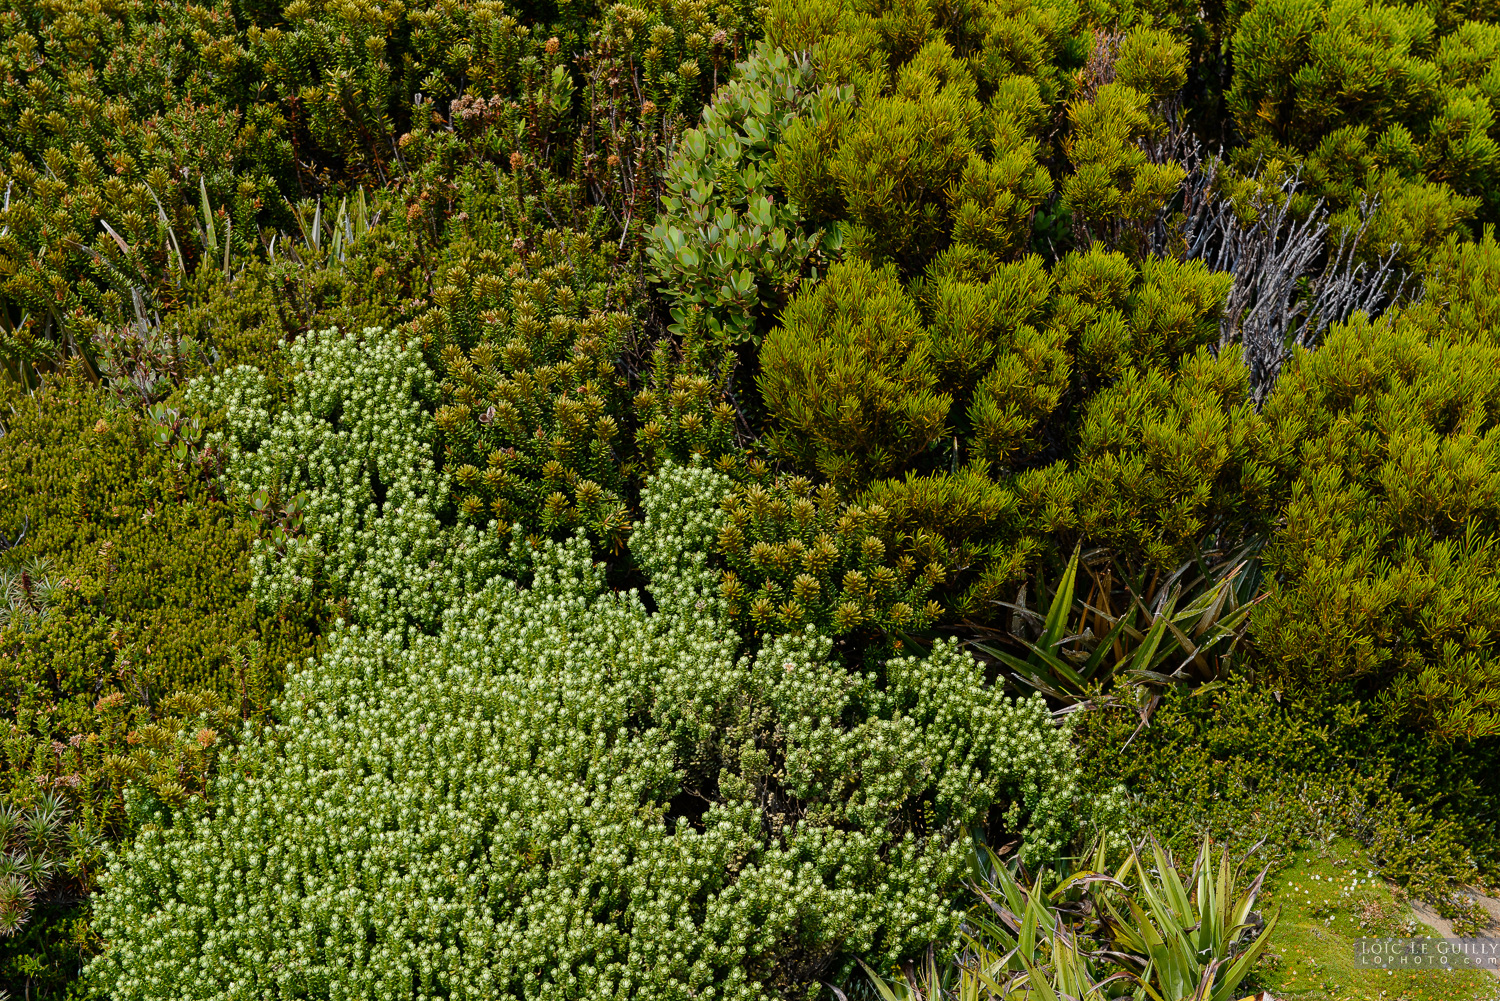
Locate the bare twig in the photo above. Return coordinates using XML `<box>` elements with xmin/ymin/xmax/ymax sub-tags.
<box><xmin>1155</xmin><ymin>152</ymin><xmax>1405</xmax><ymax>404</ymax></box>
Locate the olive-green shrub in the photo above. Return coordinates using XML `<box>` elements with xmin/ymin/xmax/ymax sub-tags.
<box><xmin>758</xmin><ymin>258</ymin><xmax>952</xmax><ymax>489</ymax></box>
<box><xmin>715</xmin><ymin>475</ymin><xmax>946</xmax><ymax>635</ymax></box>
<box><xmin>88</xmin><ymin>463</ymin><xmax>1094</xmax><ymax>1000</ymax></box>
<box><xmin>0</xmin><ymin>0</ymin><xmax>282</xmax><ymax>347</ymax></box>
<box><xmin>414</xmin><ymin>233</ymin><xmax>749</xmax><ymax>551</ymax></box>
<box><xmin>13</xmin><ymin>0</ymin><xmax>1500</xmax><ymax>995</ymax></box>
<box><xmin>1256</xmin><ymin>235</ymin><xmax>1500</xmax><ymax>741</ymax></box>
<box><xmin>0</xmin><ymin>374</ymin><xmax>321</xmax><ymax>994</ymax></box>
<box><xmin>389</xmin><ymin>0</ymin><xmax>751</xmax><ymax>248</ymax></box>
<box><xmin>633</xmin><ymin>364</ymin><xmax>744</xmax><ymax>474</ymax></box>
<box><xmin>0</xmin><ymin>374</ymin><xmax>320</xmax><ymax>699</ymax></box>
<box><xmin>1227</xmin><ymin>0</ymin><xmax>1500</xmax><ymax>256</ymax></box>
<box><xmin>859</xmin><ymin>468</ymin><xmax>1033</xmax><ymax>613</ymax></box>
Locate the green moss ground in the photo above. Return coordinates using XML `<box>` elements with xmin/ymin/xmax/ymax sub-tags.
<box><xmin>1252</xmin><ymin>839</ymin><xmax>1499</xmax><ymax>1001</ymax></box>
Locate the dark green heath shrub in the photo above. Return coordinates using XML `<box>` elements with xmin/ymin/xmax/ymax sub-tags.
<box><xmin>0</xmin><ymin>373</ymin><xmax>322</xmax><ymax>994</ymax></box>
<box><xmin>1073</xmin><ymin>675</ymin><xmax>1499</xmax><ymax>916</ymax></box>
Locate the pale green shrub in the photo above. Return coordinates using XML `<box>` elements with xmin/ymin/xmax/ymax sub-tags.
<box><xmin>191</xmin><ymin>327</ymin><xmax>508</xmax><ymax>635</ymax></box>
<box><xmin>87</xmin><ymin>464</ymin><xmax>1088</xmax><ymax>1000</ymax></box>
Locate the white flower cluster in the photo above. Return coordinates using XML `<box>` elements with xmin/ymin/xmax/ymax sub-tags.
<box><xmin>88</xmin><ymin>463</ymin><xmax>1089</xmax><ymax>1000</ymax></box>
<box><xmin>632</xmin><ymin>461</ymin><xmax>732</xmax><ymax>624</ymax></box>
<box><xmin>189</xmin><ymin>363</ymin><xmax>273</xmax><ymax>454</ymax></box>
<box><xmin>194</xmin><ymin>327</ymin><xmax>510</xmax><ymax>635</ymax></box>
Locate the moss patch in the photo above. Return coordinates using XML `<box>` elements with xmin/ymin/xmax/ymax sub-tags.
<box><xmin>1254</xmin><ymin>839</ymin><xmax>1500</xmax><ymax>1001</ymax></box>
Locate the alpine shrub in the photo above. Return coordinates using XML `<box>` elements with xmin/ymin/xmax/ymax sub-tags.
<box><xmin>194</xmin><ymin>326</ymin><xmax>508</xmax><ymax>635</ymax></box>
<box><xmin>758</xmin><ymin>258</ymin><xmax>951</xmax><ymax>490</ymax></box>
<box><xmin>919</xmin><ymin>251</ymin><xmax>1055</xmax><ymax>409</ymax></box>
<box><xmin>648</xmin><ymin>43</ymin><xmax>843</xmax><ymax>357</ymax></box>
<box><xmin>1226</xmin><ymin>0</ymin><xmax>1499</xmax><ymax>251</ymax></box>
<box><xmin>756</xmin><ymin>240</ymin><xmax>1270</xmax><ymax>618</ymax></box>
<box><xmin>1061</xmin><ymin>80</ymin><xmax>1186</xmax><ymax>254</ymax></box>
<box><xmin>1257</xmin><ymin>307</ymin><xmax>1500</xmax><ymax>741</ymax></box>
<box><xmin>774</xmin><ymin>31</ymin><xmax>1054</xmax><ymax>274</ymax></box>
<box><xmin>416</xmin><ymin>245</ymin><xmax>637</xmax><ymax>550</ymax></box>
<box><xmin>633</xmin><ymin>364</ymin><xmax>744</xmax><ymax>474</ymax></box>
<box><xmin>715</xmin><ymin>475</ymin><xmax>946</xmax><ymax>635</ymax></box>
<box><xmin>87</xmin><ymin>463</ymin><xmax>1091</xmax><ymax>999</ymax></box>
<box><xmin>1054</xmin><ymin>345</ymin><xmax>1274</xmax><ymax>571</ymax></box>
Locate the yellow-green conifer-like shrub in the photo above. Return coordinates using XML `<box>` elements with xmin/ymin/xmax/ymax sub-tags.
<box><xmin>936</xmin><ymin>252</ymin><xmax>1065</xmax><ymax>458</ymax></box>
<box><xmin>1061</xmin><ymin>81</ymin><xmax>1186</xmax><ymax>254</ymax></box>
<box><xmin>1056</xmin><ymin>345</ymin><xmax>1274</xmax><ymax>570</ymax></box>
<box><xmin>757</xmin><ymin>239</ymin><xmax>1271</xmax><ymax>616</ymax></box>
<box><xmin>1226</xmin><ymin>0</ymin><xmax>1499</xmax><ymax>254</ymax></box>
<box><xmin>946</xmin><ymin>85</ymin><xmax>1056</xmax><ymax>262</ymax></box>
<box><xmin>1257</xmin><ymin>246</ymin><xmax>1500</xmax><ymax>740</ymax></box>
<box><xmin>758</xmin><ymin>258</ymin><xmax>952</xmax><ymax>489</ymax></box>
<box><xmin>825</xmin><ymin>40</ymin><xmax>986</xmax><ymax>267</ymax></box>
<box><xmin>773</xmin><ymin>23</ymin><xmax>1056</xmax><ymax>274</ymax></box>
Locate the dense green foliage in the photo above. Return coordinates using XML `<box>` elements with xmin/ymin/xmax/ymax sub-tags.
<box><xmin>3</xmin><ymin>0</ymin><xmax>1500</xmax><ymax>992</ymax></box>
<box><xmin>715</xmin><ymin>474</ymin><xmax>947</xmax><ymax>636</ymax></box>
<box><xmin>1256</xmin><ymin>235</ymin><xmax>1500</xmax><ymax>743</ymax></box>
<box><xmin>89</xmin><ymin>460</ymin><xmax>1092</xmax><ymax>1000</ymax></box>
<box><xmin>1074</xmin><ymin>677</ymin><xmax>1500</xmax><ymax>928</ymax></box>
<box><xmin>1226</xmin><ymin>0</ymin><xmax>1499</xmax><ymax>260</ymax></box>
<box><xmin>755</xmin><ymin>243</ymin><xmax>1271</xmax><ymax>618</ymax></box>
<box><xmin>649</xmin><ymin>43</ymin><xmax>841</xmax><ymax>357</ymax></box>
<box><xmin>0</xmin><ymin>375</ymin><xmax>322</xmax><ymax>991</ymax></box>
